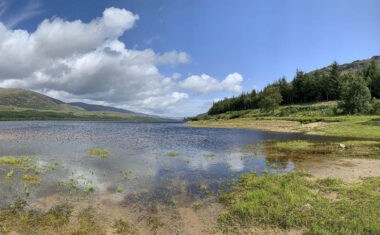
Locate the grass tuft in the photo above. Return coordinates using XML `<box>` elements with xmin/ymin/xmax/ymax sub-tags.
<box><xmin>20</xmin><ymin>175</ymin><xmax>42</xmax><ymax>185</ymax></box>
<box><xmin>88</xmin><ymin>148</ymin><xmax>110</xmax><ymax>159</ymax></box>
<box><xmin>0</xmin><ymin>156</ymin><xmax>30</xmax><ymax>165</ymax></box>
<box><xmin>166</xmin><ymin>152</ymin><xmax>180</xmax><ymax>157</ymax></box>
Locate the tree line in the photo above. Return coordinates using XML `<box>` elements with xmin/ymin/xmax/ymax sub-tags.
<box><xmin>208</xmin><ymin>58</ymin><xmax>380</xmax><ymax>115</ymax></box>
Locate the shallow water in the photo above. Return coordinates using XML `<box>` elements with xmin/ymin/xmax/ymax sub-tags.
<box><xmin>0</xmin><ymin>121</ymin><xmax>340</xmax><ymax>232</ymax></box>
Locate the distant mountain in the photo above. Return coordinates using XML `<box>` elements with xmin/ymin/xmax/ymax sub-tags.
<box><xmin>68</xmin><ymin>102</ymin><xmax>178</xmax><ymax>121</ymax></box>
<box><xmin>0</xmin><ymin>88</ymin><xmax>83</xmax><ymax>112</ymax></box>
<box><xmin>313</xmin><ymin>55</ymin><xmax>380</xmax><ymax>74</ymax></box>
<box><xmin>0</xmin><ymin>88</ymin><xmax>178</xmax><ymax>122</ymax></box>
<box><xmin>69</xmin><ymin>102</ymin><xmax>138</xmax><ymax>114</ymax></box>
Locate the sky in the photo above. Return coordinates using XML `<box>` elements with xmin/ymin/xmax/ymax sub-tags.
<box><xmin>0</xmin><ymin>0</ymin><xmax>379</xmax><ymax>117</ymax></box>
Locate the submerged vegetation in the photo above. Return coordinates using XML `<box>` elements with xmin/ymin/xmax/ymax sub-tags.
<box><xmin>219</xmin><ymin>171</ymin><xmax>380</xmax><ymax>234</ymax></box>
<box><xmin>20</xmin><ymin>175</ymin><xmax>42</xmax><ymax>185</ymax></box>
<box><xmin>88</xmin><ymin>148</ymin><xmax>111</xmax><ymax>159</ymax></box>
<box><xmin>0</xmin><ymin>157</ymin><xmax>30</xmax><ymax>165</ymax></box>
<box><xmin>166</xmin><ymin>152</ymin><xmax>180</xmax><ymax>157</ymax></box>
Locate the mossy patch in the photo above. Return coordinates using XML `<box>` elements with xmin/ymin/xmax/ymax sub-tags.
<box><xmin>88</xmin><ymin>148</ymin><xmax>110</xmax><ymax>159</ymax></box>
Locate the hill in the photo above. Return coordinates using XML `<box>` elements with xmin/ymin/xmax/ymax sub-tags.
<box><xmin>314</xmin><ymin>55</ymin><xmax>380</xmax><ymax>74</ymax></box>
<box><xmin>69</xmin><ymin>102</ymin><xmax>140</xmax><ymax>115</ymax></box>
<box><xmin>0</xmin><ymin>88</ymin><xmax>83</xmax><ymax>112</ymax></box>
<box><xmin>0</xmin><ymin>88</ymin><xmax>174</xmax><ymax>122</ymax></box>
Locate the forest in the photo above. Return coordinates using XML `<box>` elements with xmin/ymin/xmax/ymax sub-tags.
<box><xmin>208</xmin><ymin>58</ymin><xmax>380</xmax><ymax>115</ymax></box>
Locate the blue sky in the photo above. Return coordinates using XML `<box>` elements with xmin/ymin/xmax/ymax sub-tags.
<box><xmin>0</xmin><ymin>0</ymin><xmax>379</xmax><ymax>117</ymax></box>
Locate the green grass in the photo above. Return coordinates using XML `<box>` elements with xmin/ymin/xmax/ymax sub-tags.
<box><xmin>0</xmin><ymin>157</ymin><xmax>30</xmax><ymax>165</ymax></box>
<box><xmin>88</xmin><ymin>148</ymin><xmax>110</xmax><ymax>159</ymax></box>
<box><xmin>219</xmin><ymin>171</ymin><xmax>380</xmax><ymax>234</ymax></box>
<box><xmin>275</xmin><ymin>140</ymin><xmax>312</xmax><ymax>149</ymax></box>
<box><xmin>188</xmin><ymin>103</ymin><xmax>380</xmax><ymax>139</ymax></box>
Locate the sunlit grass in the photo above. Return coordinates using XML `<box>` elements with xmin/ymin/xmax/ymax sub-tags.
<box><xmin>275</xmin><ymin>140</ymin><xmax>312</xmax><ymax>148</ymax></box>
<box><xmin>219</xmin><ymin>171</ymin><xmax>380</xmax><ymax>234</ymax></box>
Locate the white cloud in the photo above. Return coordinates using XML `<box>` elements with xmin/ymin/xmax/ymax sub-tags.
<box><xmin>179</xmin><ymin>72</ymin><xmax>243</xmax><ymax>94</ymax></box>
<box><xmin>0</xmin><ymin>7</ymin><xmax>192</xmax><ymax>116</ymax></box>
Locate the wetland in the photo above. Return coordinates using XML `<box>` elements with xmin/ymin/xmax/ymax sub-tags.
<box><xmin>0</xmin><ymin>121</ymin><xmax>379</xmax><ymax>234</ymax></box>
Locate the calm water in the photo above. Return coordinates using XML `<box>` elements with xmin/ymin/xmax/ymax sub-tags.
<box><xmin>0</xmin><ymin>121</ymin><xmax>323</xmax><ymax>208</ymax></box>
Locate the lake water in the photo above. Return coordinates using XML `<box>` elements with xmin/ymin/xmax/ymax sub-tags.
<box><xmin>0</xmin><ymin>121</ymin><xmax>336</xmax><ymax>232</ymax></box>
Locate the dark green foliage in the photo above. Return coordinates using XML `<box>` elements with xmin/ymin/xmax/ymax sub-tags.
<box><xmin>258</xmin><ymin>86</ymin><xmax>282</xmax><ymax>112</ymax></box>
<box><xmin>340</xmin><ymin>73</ymin><xmax>371</xmax><ymax>114</ymax></box>
<box><xmin>206</xmin><ymin>57</ymin><xmax>380</xmax><ymax>116</ymax></box>
<box><xmin>371</xmin><ymin>98</ymin><xmax>380</xmax><ymax>114</ymax></box>
<box><xmin>362</xmin><ymin>58</ymin><xmax>380</xmax><ymax>98</ymax></box>
<box><xmin>208</xmin><ymin>90</ymin><xmax>258</xmax><ymax>115</ymax></box>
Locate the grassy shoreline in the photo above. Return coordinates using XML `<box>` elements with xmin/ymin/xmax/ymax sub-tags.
<box><xmin>187</xmin><ymin>104</ymin><xmax>380</xmax><ymax>139</ymax></box>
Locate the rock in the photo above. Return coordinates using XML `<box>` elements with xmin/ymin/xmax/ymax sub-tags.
<box><xmin>339</xmin><ymin>144</ymin><xmax>346</xmax><ymax>149</ymax></box>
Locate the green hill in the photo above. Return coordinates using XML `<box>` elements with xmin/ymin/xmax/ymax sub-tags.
<box><xmin>0</xmin><ymin>88</ymin><xmax>83</xmax><ymax>112</ymax></box>
<box><xmin>0</xmin><ymin>88</ymin><xmax>174</xmax><ymax>122</ymax></box>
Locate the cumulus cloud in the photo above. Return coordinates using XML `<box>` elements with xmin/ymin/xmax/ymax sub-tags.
<box><xmin>179</xmin><ymin>72</ymin><xmax>243</xmax><ymax>94</ymax></box>
<box><xmin>0</xmin><ymin>7</ymin><xmax>191</xmax><ymax>115</ymax></box>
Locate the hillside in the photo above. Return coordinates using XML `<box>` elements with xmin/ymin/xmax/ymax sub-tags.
<box><xmin>0</xmin><ymin>88</ymin><xmax>83</xmax><ymax>112</ymax></box>
<box><xmin>69</xmin><ymin>102</ymin><xmax>140</xmax><ymax>115</ymax></box>
<box><xmin>314</xmin><ymin>55</ymin><xmax>380</xmax><ymax>74</ymax></box>
<box><xmin>0</xmin><ymin>88</ymin><xmax>173</xmax><ymax>122</ymax></box>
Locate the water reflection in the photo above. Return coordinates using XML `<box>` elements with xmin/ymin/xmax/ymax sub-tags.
<box><xmin>0</xmin><ymin>121</ymin><xmax>322</xmax><ymax>208</ymax></box>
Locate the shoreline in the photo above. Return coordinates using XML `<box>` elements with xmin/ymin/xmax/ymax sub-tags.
<box><xmin>186</xmin><ymin>116</ymin><xmax>380</xmax><ymax>140</ymax></box>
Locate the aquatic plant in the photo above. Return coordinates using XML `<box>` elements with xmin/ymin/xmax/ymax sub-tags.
<box><xmin>200</xmin><ymin>185</ymin><xmax>207</xmax><ymax>191</ymax></box>
<box><xmin>0</xmin><ymin>156</ymin><xmax>30</xmax><ymax>165</ymax></box>
<box><xmin>203</xmin><ymin>153</ymin><xmax>216</xmax><ymax>158</ymax></box>
<box><xmin>117</xmin><ymin>186</ymin><xmax>123</xmax><ymax>193</ymax></box>
<box><xmin>88</xmin><ymin>148</ymin><xmax>110</xmax><ymax>159</ymax></box>
<box><xmin>20</xmin><ymin>174</ymin><xmax>42</xmax><ymax>185</ymax></box>
<box><xmin>166</xmin><ymin>152</ymin><xmax>180</xmax><ymax>157</ymax></box>
<box><xmin>147</xmin><ymin>216</ymin><xmax>164</xmax><ymax>232</ymax></box>
<box><xmin>85</xmin><ymin>185</ymin><xmax>94</xmax><ymax>193</ymax></box>
<box><xmin>6</xmin><ymin>168</ymin><xmax>14</xmax><ymax>178</ymax></box>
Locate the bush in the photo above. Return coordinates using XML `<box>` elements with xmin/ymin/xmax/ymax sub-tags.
<box><xmin>371</xmin><ymin>98</ymin><xmax>380</xmax><ymax>114</ymax></box>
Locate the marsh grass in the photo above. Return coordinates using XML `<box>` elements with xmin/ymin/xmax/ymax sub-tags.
<box><xmin>203</xmin><ymin>153</ymin><xmax>216</xmax><ymax>158</ymax></box>
<box><xmin>265</xmin><ymin>139</ymin><xmax>380</xmax><ymax>162</ymax></box>
<box><xmin>218</xmin><ymin>171</ymin><xmax>380</xmax><ymax>234</ymax></box>
<box><xmin>88</xmin><ymin>148</ymin><xmax>111</xmax><ymax>159</ymax></box>
<box><xmin>113</xmin><ymin>218</ymin><xmax>135</xmax><ymax>234</ymax></box>
<box><xmin>275</xmin><ymin>140</ymin><xmax>312</xmax><ymax>149</ymax></box>
<box><xmin>0</xmin><ymin>200</ymin><xmax>73</xmax><ymax>234</ymax></box>
<box><xmin>0</xmin><ymin>157</ymin><xmax>30</xmax><ymax>165</ymax></box>
<box><xmin>20</xmin><ymin>175</ymin><xmax>42</xmax><ymax>185</ymax></box>
<box><xmin>72</xmin><ymin>207</ymin><xmax>104</xmax><ymax>234</ymax></box>
<box><xmin>6</xmin><ymin>168</ymin><xmax>14</xmax><ymax>179</ymax></box>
